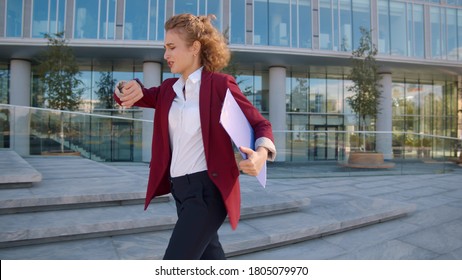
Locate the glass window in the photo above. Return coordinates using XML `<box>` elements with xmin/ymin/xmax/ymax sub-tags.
<box><xmin>32</xmin><ymin>0</ymin><xmax>48</xmax><ymax>38</ymax></box>
<box><xmin>75</xmin><ymin>0</ymin><xmax>98</xmax><ymax>39</ymax></box>
<box><xmin>289</xmin><ymin>75</ymin><xmax>309</xmax><ymax>112</ymax></box>
<box><xmin>148</xmin><ymin>0</ymin><xmax>166</xmax><ymax>41</ymax></box>
<box><xmin>206</xmin><ymin>0</ymin><xmax>223</xmax><ymax>31</ymax></box>
<box><xmin>99</xmin><ymin>0</ymin><xmax>116</xmax><ymax>39</ymax></box>
<box><xmin>352</xmin><ymin>0</ymin><xmax>370</xmax><ymax>50</ymax></box>
<box><xmin>309</xmin><ymin>76</ymin><xmax>326</xmax><ymax>113</ymax></box>
<box><xmin>299</xmin><ymin>0</ymin><xmax>312</xmax><ymax>48</ymax></box>
<box><xmin>254</xmin><ymin>0</ymin><xmax>268</xmax><ymax>45</ymax></box>
<box><xmin>405</xmin><ymin>83</ymin><xmax>421</xmax><ymax>116</ymax></box>
<box><xmin>6</xmin><ymin>0</ymin><xmax>23</xmax><ymax>37</ymax></box>
<box><xmin>269</xmin><ymin>0</ymin><xmax>290</xmax><ymax>47</ymax></box>
<box><xmin>230</xmin><ymin>0</ymin><xmax>245</xmax><ymax>44</ymax></box>
<box><xmin>333</xmin><ymin>0</ymin><xmax>339</xmax><ymax>51</ymax></box>
<box><xmin>377</xmin><ymin>0</ymin><xmax>390</xmax><ymax>54</ymax></box>
<box><xmin>175</xmin><ymin>0</ymin><xmax>198</xmax><ymax>14</ymax></box>
<box><xmin>446</xmin><ymin>8</ymin><xmax>457</xmax><ymax>61</ymax></box>
<box><xmin>33</xmin><ymin>0</ymin><xmax>66</xmax><ymax>38</ymax></box>
<box><xmin>174</xmin><ymin>0</ymin><xmax>222</xmax><ymax>31</ymax></box>
<box><xmin>319</xmin><ymin>0</ymin><xmax>333</xmax><ymax>50</ymax></box>
<box><xmin>412</xmin><ymin>4</ymin><xmax>425</xmax><ymax>58</ymax></box>
<box><xmin>0</xmin><ymin>64</ymin><xmax>8</xmax><ymax>104</ymax></box>
<box><xmin>430</xmin><ymin>7</ymin><xmax>442</xmax><ymax>59</ymax></box>
<box><xmin>124</xmin><ymin>0</ymin><xmax>149</xmax><ymax>40</ymax></box>
<box><xmin>339</xmin><ymin>0</ymin><xmax>352</xmax><ymax>51</ymax></box>
<box><xmin>390</xmin><ymin>1</ymin><xmax>406</xmax><ymax>56</ymax></box>
<box><xmin>326</xmin><ymin>78</ymin><xmax>342</xmax><ymax>113</ymax></box>
<box><xmin>459</xmin><ymin>9</ymin><xmax>462</xmax><ymax>61</ymax></box>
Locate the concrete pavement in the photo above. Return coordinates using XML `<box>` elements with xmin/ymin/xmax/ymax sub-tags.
<box><xmin>0</xmin><ymin>150</ymin><xmax>461</xmax><ymax>260</ymax></box>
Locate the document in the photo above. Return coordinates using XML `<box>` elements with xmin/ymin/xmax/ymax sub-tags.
<box><xmin>220</xmin><ymin>89</ymin><xmax>267</xmax><ymax>188</ymax></box>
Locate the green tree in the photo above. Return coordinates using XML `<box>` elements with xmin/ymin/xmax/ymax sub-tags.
<box><xmin>95</xmin><ymin>71</ymin><xmax>117</xmax><ymax>109</ymax></box>
<box><xmin>35</xmin><ymin>32</ymin><xmax>83</xmax><ymax>152</ymax></box>
<box><xmin>346</xmin><ymin>27</ymin><xmax>382</xmax><ymax>150</ymax></box>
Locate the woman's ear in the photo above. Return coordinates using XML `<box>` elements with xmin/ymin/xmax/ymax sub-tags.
<box><xmin>192</xmin><ymin>40</ymin><xmax>201</xmax><ymax>55</ymax></box>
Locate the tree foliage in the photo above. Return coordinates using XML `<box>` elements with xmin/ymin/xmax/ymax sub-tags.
<box><xmin>346</xmin><ymin>27</ymin><xmax>381</xmax><ymax>132</ymax></box>
<box><xmin>36</xmin><ymin>32</ymin><xmax>83</xmax><ymax>111</ymax></box>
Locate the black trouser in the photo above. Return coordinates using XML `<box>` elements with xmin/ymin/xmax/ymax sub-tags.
<box><xmin>163</xmin><ymin>171</ymin><xmax>227</xmax><ymax>260</ymax></box>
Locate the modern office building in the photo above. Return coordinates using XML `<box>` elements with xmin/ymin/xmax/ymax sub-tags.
<box><xmin>0</xmin><ymin>0</ymin><xmax>461</xmax><ymax>162</ymax></box>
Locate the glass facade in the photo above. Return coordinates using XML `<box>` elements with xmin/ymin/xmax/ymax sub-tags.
<box><xmin>6</xmin><ymin>0</ymin><xmax>23</xmax><ymax>37</ymax></box>
<box><xmin>32</xmin><ymin>0</ymin><xmax>66</xmax><ymax>38</ymax></box>
<box><xmin>253</xmin><ymin>0</ymin><xmax>312</xmax><ymax>48</ymax></box>
<box><xmin>124</xmin><ymin>0</ymin><xmax>166</xmax><ymax>40</ymax></box>
<box><xmin>0</xmin><ymin>0</ymin><xmax>461</xmax><ymax>161</ymax></box>
<box><xmin>174</xmin><ymin>0</ymin><xmax>223</xmax><ymax>31</ymax></box>
<box><xmin>74</xmin><ymin>0</ymin><xmax>117</xmax><ymax>39</ymax></box>
<box><xmin>0</xmin><ymin>64</ymin><xmax>8</xmax><ymax>104</ymax></box>
<box><xmin>319</xmin><ymin>0</ymin><xmax>370</xmax><ymax>51</ymax></box>
<box><xmin>230</xmin><ymin>0</ymin><xmax>246</xmax><ymax>44</ymax></box>
<box><xmin>392</xmin><ymin>79</ymin><xmax>459</xmax><ymax>158</ymax></box>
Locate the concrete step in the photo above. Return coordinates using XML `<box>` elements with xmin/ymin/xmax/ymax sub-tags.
<box><xmin>0</xmin><ymin>191</ymin><xmax>311</xmax><ymax>249</ymax></box>
<box><xmin>0</xmin><ymin>154</ymin><xmax>418</xmax><ymax>260</ymax></box>
<box><xmin>0</xmin><ymin>150</ymin><xmax>42</xmax><ymax>188</ymax></box>
<box><xmin>0</xmin><ymin>156</ymin><xmax>151</xmax><ymax>214</ymax></box>
<box><xmin>0</xmin><ymin>194</ymin><xmax>415</xmax><ymax>260</ymax></box>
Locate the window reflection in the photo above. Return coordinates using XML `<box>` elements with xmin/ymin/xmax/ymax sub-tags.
<box><xmin>124</xmin><ymin>0</ymin><xmax>149</xmax><ymax>40</ymax></box>
<box><xmin>75</xmin><ymin>0</ymin><xmax>98</xmax><ymax>38</ymax></box>
<box><xmin>319</xmin><ymin>0</ymin><xmax>332</xmax><ymax>50</ymax></box>
<box><xmin>299</xmin><ymin>0</ymin><xmax>312</xmax><ymax>48</ymax></box>
<box><xmin>0</xmin><ymin>65</ymin><xmax>8</xmax><ymax>104</ymax></box>
<box><xmin>378</xmin><ymin>0</ymin><xmax>389</xmax><ymax>54</ymax></box>
<box><xmin>230</xmin><ymin>0</ymin><xmax>246</xmax><ymax>44</ymax></box>
<box><xmin>339</xmin><ymin>0</ymin><xmax>351</xmax><ymax>51</ymax></box>
<box><xmin>33</xmin><ymin>0</ymin><xmax>66</xmax><ymax>38</ymax></box>
<box><xmin>447</xmin><ymin>8</ymin><xmax>458</xmax><ymax>60</ymax></box>
<box><xmin>430</xmin><ymin>7</ymin><xmax>442</xmax><ymax>59</ymax></box>
<box><xmin>390</xmin><ymin>1</ymin><xmax>406</xmax><ymax>56</ymax></box>
<box><xmin>254</xmin><ymin>0</ymin><xmax>268</xmax><ymax>45</ymax></box>
<box><xmin>6</xmin><ymin>0</ymin><xmax>23</xmax><ymax>37</ymax></box>
<box><xmin>268</xmin><ymin>0</ymin><xmax>289</xmax><ymax>47</ymax></box>
<box><xmin>459</xmin><ymin>9</ymin><xmax>462</xmax><ymax>61</ymax></box>
<box><xmin>174</xmin><ymin>0</ymin><xmax>222</xmax><ymax>30</ymax></box>
<box><xmin>254</xmin><ymin>0</ymin><xmax>311</xmax><ymax>48</ymax></box>
<box><xmin>412</xmin><ymin>4</ymin><xmax>425</xmax><ymax>58</ymax></box>
<box><xmin>352</xmin><ymin>0</ymin><xmax>370</xmax><ymax>50</ymax></box>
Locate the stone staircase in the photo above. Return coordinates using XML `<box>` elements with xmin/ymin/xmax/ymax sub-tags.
<box><xmin>0</xmin><ymin>151</ymin><xmax>416</xmax><ymax>260</ymax></box>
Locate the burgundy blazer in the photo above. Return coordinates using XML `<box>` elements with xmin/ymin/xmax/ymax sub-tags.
<box><xmin>115</xmin><ymin>70</ymin><xmax>274</xmax><ymax>229</ymax></box>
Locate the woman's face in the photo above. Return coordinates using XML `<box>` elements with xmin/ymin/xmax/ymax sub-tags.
<box><xmin>164</xmin><ymin>30</ymin><xmax>200</xmax><ymax>78</ymax></box>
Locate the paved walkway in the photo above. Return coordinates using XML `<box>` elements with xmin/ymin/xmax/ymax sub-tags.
<box><xmin>105</xmin><ymin>159</ymin><xmax>462</xmax><ymax>260</ymax></box>
<box><xmin>231</xmin><ymin>161</ymin><xmax>462</xmax><ymax>260</ymax></box>
<box><xmin>1</xmin><ymin>151</ymin><xmax>462</xmax><ymax>260</ymax></box>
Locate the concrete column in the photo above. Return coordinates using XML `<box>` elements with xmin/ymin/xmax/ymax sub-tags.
<box><xmin>269</xmin><ymin>66</ymin><xmax>286</xmax><ymax>161</ymax></box>
<box><xmin>376</xmin><ymin>69</ymin><xmax>393</xmax><ymax>160</ymax></box>
<box><xmin>9</xmin><ymin>59</ymin><xmax>32</xmax><ymax>156</ymax></box>
<box><xmin>141</xmin><ymin>61</ymin><xmax>161</xmax><ymax>163</ymax></box>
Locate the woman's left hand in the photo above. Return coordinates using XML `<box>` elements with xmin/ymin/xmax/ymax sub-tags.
<box><xmin>238</xmin><ymin>146</ymin><xmax>268</xmax><ymax>176</ymax></box>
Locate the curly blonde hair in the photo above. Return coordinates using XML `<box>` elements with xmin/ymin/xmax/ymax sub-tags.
<box><xmin>165</xmin><ymin>13</ymin><xmax>230</xmax><ymax>72</ymax></box>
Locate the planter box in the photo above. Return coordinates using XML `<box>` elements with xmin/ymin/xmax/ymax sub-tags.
<box><xmin>341</xmin><ymin>152</ymin><xmax>395</xmax><ymax>169</ymax></box>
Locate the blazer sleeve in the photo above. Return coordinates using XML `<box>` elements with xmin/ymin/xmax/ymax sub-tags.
<box><xmin>113</xmin><ymin>78</ymin><xmax>177</xmax><ymax>109</ymax></box>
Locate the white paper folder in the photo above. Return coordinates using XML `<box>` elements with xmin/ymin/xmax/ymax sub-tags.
<box><xmin>220</xmin><ymin>89</ymin><xmax>267</xmax><ymax>188</ymax></box>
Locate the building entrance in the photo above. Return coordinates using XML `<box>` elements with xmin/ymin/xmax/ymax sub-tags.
<box><xmin>313</xmin><ymin>126</ymin><xmax>341</xmax><ymax>160</ymax></box>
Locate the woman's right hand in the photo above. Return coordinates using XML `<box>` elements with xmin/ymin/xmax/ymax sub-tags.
<box><xmin>119</xmin><ymin>80</ymin><xmax>143</xmax><ymax>108</ymax></box>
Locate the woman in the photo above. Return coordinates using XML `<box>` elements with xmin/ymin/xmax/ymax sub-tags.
<box><xmin>114</xmin><ymin>13</ymin><xmax>276</xmax><ymax>260</ymax></box>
